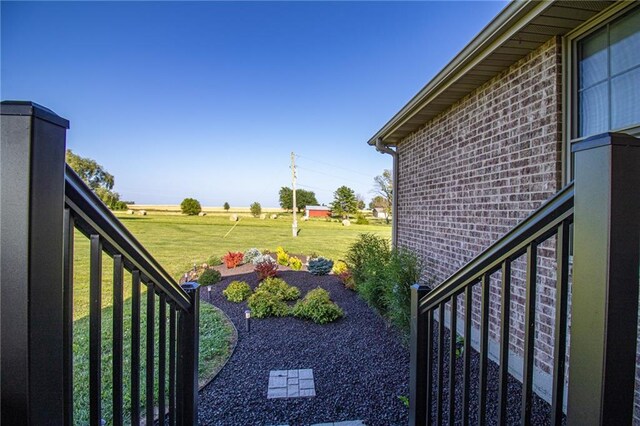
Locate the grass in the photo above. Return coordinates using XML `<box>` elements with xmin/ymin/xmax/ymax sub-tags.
<box><xmin>71</xmin><ymin>210</ymin><xmax>390</xmax><ymax>423</ymax></box>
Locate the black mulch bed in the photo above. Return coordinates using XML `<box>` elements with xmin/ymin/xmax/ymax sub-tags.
<box><xmin>197</xmin><ymin>270</ymin><xmax>563</xmax><ymax>426</ymax></box>
<box><xmin>197</xmin><ymin>270</ymin><xmax>410</xmax><ymax>426</ymax></box>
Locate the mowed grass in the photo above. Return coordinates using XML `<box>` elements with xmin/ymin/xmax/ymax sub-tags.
<box><xmin>112</xmin><ymin>211</ymin><xmax>391</xmax><ymax>278</ymax></box>
<box><xmin>72</xmin><ymin>211</ymin><xmax>389</xmax><ymax>424</ymax></box>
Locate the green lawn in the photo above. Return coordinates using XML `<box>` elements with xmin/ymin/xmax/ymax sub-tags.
<box><xmin>72</xmin><ymin>211</ymin><xmax>390</xmax><ymax>424</ymax></box>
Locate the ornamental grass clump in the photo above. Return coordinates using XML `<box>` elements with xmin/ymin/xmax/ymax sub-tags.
<box><xmin>198</xmin><ymin>268</ymin><xmax>222</xmax><ymax>286</ymax></box>
<box><xmin>384</xmin><ymin>248</ymin><xmax>422</xmax><ymax>335</ymax></box>
<box><xmin>308</xmin><ymin>257</ymin><xmax>334</xmax><ymax>276</ymax></box>
<box><xmin>345</xmin><ymin>233</ymin><xmax>391</xmax><ymax>314</ymax></box>
<box><xmin>257</xmin><ymin>277</ymin><xmax>300</xmax><ymax>301</ymax></box>
<box><xmin>247</xmin><ymin>290</ymin><xmax>290</xmax><ymax>318</ymax></box>
<box><xmin>222</xmin><ymin>281</ymin><xmax>252</xmax><ymax>302</ymax></box>
<box><xmin>292</xmin><ymin>287</ymin><xmax>343</xmax><ymax>324</ymax></box>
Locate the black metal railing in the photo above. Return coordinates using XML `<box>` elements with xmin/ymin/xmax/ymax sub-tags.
<box><xmin>410</xmin><ymin>133</ymin><xmax>640</xmax><ymax>425</ymax></box>
<box><xmin>1</xmin><ymin>101</ymin><xmax>200</xmax><ymax>425</ymax></box>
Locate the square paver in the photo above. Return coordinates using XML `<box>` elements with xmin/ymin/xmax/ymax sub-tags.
<box><xmin>268</xmin><ymin>369</ymin><xmax>315</xmax><ymax>399</ymax></box>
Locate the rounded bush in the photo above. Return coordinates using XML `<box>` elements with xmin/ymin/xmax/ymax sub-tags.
<box><xmin>288</xmin><ymin>257</ymin><xmax>303</xmax><ymax>271</ymax></box>
<box><xmin>292</xmin><ymin>288</ymin><xmax>343</xmax><ymax>324</ymax></box>
<box><xmin>243</xmin><ymin>248</ymin><xmax>262</xmax><ymax>265</ymax></box>
<box><xmin>308</xmin><ymin>257</ymin><xmax>334</xmax><ymax>276</ymax></box>
<box><xmin>223</xmin><ymin>281</ymin><xmax>252</xmax><ymax>302</ymax></box>
<box><xmin>180</xmin><ymin>198</ymin><xmax>202</xmax><ymax>215</ymax></box>
<box><xmin>247</xmin><ymin>290</ymin><xmax>289</xmax><ymax>318</ymax></box>
<box><xmin>198</xmin><ymin>268</ymin><xmax>221</xmax><ymax>286</ymax></box>
<box><xmin>257</xmin><ymin>277</ymin><xmax>300</xmax><ymax>301</ymax></box>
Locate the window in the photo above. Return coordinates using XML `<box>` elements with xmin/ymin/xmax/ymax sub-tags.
<box><xmin>573</xmin><ymin>6</ymin><xmax>640</xmax><ymax>140</ymax></box>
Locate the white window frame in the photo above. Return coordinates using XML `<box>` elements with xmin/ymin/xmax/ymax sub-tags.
<box><xmin>563</xmin><ymin>1</ymin><xmax>640</xmax><ymax>184</ymax></box>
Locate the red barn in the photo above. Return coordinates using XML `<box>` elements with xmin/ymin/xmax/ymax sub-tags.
<box><xmin>305</xmin><ymin>205</ymin><xmax>331</xmax><ymax>218</ymax></box>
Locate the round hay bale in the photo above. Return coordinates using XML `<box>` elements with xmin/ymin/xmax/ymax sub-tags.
<box><xmin>230</xmin><ymin>214</ymin><xmax>238</xmax><ymax>222</ymax></box>
<box><xmin>270</xmin><ymin>214</ymin><xmax>278</xmax><ymax>219</ymax></box>
<box><xmin>342</xmin><ymin>219</ymin><xmax>351</xmax><ymax>226</ymax></box>
<box><xmin>138</xmin><ymin>210</ymin><xmax>147</xmax><ymax>216</ymax></box>
<box><xmin>260</xmin><ymin>213</ymin><xmax>267</xmax><ymax>220</ymax></box>
<box><xmin>198</xmin><ymin>212</ymin><xmax>206</xmax><ymax>216</ymax></box>
<box><xmin>127</xmin><ymin>210</ymin><xmax>134</xmax><ymax>215</ymax></box>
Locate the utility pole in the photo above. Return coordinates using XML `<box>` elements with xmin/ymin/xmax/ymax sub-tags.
<box><xmin>291</xmin><ymin>152</ymin><xmax>298</xmax><ymax>237</ymax></box>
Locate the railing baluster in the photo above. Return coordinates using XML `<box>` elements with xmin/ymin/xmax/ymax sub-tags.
<box><xmin>521</xmin><ymin>243</ymin><xmax>538</xmax><ymax>425</ymax></box>
<box><xmin>551</xmin><ymin>222</ymin><xmax>570</xmax><ymax>425</ymax></box>
<box><xmin>112</xmin><ymin>255</ymin><xmax>124</xmax><ymax>426</ymax></box>
<box><xmin>147</xmin><ymin>283</ymin><xmax>156</xmax><ymax>424</ymax></box>
<box><xmin>462</xmin><ymin>285</ymin><xmax>472</xmax><ymax>426</ymax></box>
<box><xmin>169</xmin><ymin>305</ymin><xmax>177</xmax><ymax>426</ymax></box>
<box><xmin>426</xmin><ymin>309</ymin><xmax>434</xmax><ymax>424</ymax></box>
<box><xmin>159</xmin><ymin>294</ymin><xmax>167</xmax><ymax>425</ymax></box>
<box><xmin>437</xmin><ymin>303</ymin><xmax>445</xmax><ymax>424</ymax></box>
<box><xmin>479</xmin><ymin>274</ymin><xmax>490</xmax><ymax>426</ymax></box>
<box><xmin>89</xmin><ymin>234</ymin><xmax>102</xmax><ymax>426</ymax></box>
<box><xmin>63</xmin><ymin>208</ymin><xmax>74</xmax><ymax>425</ymax></box>
<box><xmin>448</xmin><ymin>294</ymin><xmax>457</xmax><ymax>426</ymax></box>
<box><xmin>131</xmin><ymin>270</ymin><xmax>141</xmax><ymax>424</ymax></box>
<box><xmin>498</xmin><ymin>260</ymin><xmax>511</xmax><ymax>425</ymax></box>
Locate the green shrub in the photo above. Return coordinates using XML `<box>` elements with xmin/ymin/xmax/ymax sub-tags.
<box><xmin>345</xmin><ymin>234</ymin><xmax>391</xmax><ymax>314</ymax></box>
<box><xmin>276</xmin><ymin>246</ymin><xmax>290</xmax><ymax>266</ymax></box>
<box><xmin>292</xmin><ymin>288</ymin><xmax>343</xmax><ymax>324</ymax></box>
<box><xmin>112</xmin><ymin>200</ymin><xmax>129</xmax><ymax>211</ymax></box>
<box><xmin>247</xmin><ymin>290</ymin><xmax>290</xmax><ymax>318</ymax></box>
<box><xmin>223</xmin><ymin>281</ymin><xmax>252</xmax><ymax>302</ymax></box>
<box><xmin>288</xmin><ymin>256</ymin><xmax>303</xmax><ymax>271</ymax></box>
<box><xmin>198</xmin><ymin>268</ymin><xmax>221</xmax><ymax>286</ymax></box>
<box><xmin>308</xmin><ymin>257</ymin><xmax>334</xmax><ymax>276</ymax></box>
<box><xmin>180</xmin><ymin>198</ymin><xmax>202</xmax><ymax>215</ymax></box>
<box><xmin>206</xmin><ymin>255</ymin><xmax>222</xmax><ymax>266</ymax></box>
<box><xmin>384</xmin><ymin>248</ymin><xmax>422</xmax><ymax>335</ymax></box>
<box><xmin>355</xmin><ymin>213</ymin><xmax>369</xmax><ymax>225</ymax></box>
<box><xmin>257</xmin><ymin>277</ymin><xmax>300</xmax><ymax>301</ymax></box>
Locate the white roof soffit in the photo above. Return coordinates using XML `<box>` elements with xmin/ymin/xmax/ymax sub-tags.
<box><xmin>368</xmin><ymin>0</ymin><xmax>615</xmax><ymax>147</ymax></box>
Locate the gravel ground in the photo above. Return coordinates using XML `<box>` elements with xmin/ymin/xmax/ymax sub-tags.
<box><xmin>198</xmin><ymin>270</ymin><xmax>410</xmax><ymax>426</ymax></box>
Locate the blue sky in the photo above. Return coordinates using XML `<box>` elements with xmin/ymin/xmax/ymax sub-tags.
<box><xmin>2</xmin><ymin>1</ymin><xmax>507</xmax><ymax>207</ymax></box>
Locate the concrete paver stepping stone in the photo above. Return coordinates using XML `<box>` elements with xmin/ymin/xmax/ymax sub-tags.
<box><xmin>267</xmin><ymin>368</ymin><xmax>316</xmax><ymax>399</ymax></box>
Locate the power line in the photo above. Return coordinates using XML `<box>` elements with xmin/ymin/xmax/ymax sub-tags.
<box><xmin>297</xmin><ymin>165</ymin><xmax>372</xmax><ymax>188</ymax></box>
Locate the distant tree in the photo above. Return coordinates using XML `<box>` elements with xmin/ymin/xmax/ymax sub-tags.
<box><xmin>356</xmin><ymin>193</ymin><xmax>366</xmax><ymax>210</ymax></box>
<box><xmin>369</xmin><ymin>195</ymin><xmax>389</xmax><ymax>210</ymax></box>
<box><xmin>181</xmin><ymin>198</ymin><xmax>202</xmax><ymax>215</ymax></box>
<box><xmin>372</xmin><ymin>169</ymin><xmax>393</xmax><ymax>223</ymax></box>
<box><xmin>223</xmin><ymin>202</ymin><xmax>230</xmax><ymax>211</ymax></box>
<box><xmin>66</xmin><ymin>149</ymin><xmax>127</xmax><ymax>210</ymax></box>
<box><xmin>250</xmin><ymin>202</ymin><xmax>262</xmax><ymax>217</ymax></box>
<box><xmin>278</xmin><ymin>187</ymin><xmax>318</xmax><ymax>212</ymax></box>
<box><xmin>331</xmin><ymin>186</ymin><xmax>358</xmax><ymax>219</ymax></box>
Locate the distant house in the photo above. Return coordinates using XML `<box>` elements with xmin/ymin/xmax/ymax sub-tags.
<box><xmin>371</xmin><ymin>208</ymin><xmax>388</xmax><ymax>219</ymax></box>
<box><xmin>305</xmin><ymin>205</ymin><xmax>331</xmax><ymax>218</ymax></box>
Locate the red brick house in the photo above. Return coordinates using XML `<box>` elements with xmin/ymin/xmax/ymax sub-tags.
<box><xmin>368</xmin><ymin>0</ymin><xmax>639</xmax><ymax>419</ymax></box>
<box><xmin>305</xmin><ymin>205</ymin><xmax>332</xmax><ymax>218</ymax></box>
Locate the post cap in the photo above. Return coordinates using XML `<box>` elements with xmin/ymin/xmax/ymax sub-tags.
<box><xmin>572</xmin><ymin>132</ymin><xmax>640</xmax><ymax>153</ymax></box>
<box><xmin>181</xmin><ymin>281</ymin><xmax>200</xmax><ymax>292</ymax></box>
<box><xmin>0</xmin><ymin>100</ymin><xmax>69</xmax><ymax>129</ymax></box>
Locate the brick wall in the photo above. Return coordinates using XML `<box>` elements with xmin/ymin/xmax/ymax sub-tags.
<box><xmin>396</xmin><ymin>37</ymin><xmax>563</xmax><ymax>382</ymax></box>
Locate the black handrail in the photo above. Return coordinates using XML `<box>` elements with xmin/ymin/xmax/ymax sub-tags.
<box><xmin>65</xmin><ymin>165</ymin><xmax>191</xmax><ymax>310</ymax></box>
<box><xmin>420</xmin><ymin>182</ymin><xmax>574</xmax><ymax>313</ymax></box>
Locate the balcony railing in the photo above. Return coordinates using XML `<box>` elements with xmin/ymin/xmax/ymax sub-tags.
<box><xmin>1</xmin><ymin>101</ymin><xmax>200</xmax><ymax>425</ymax></box>
<box><xmin>410</xmin><ymin>132</ymin><xmax>640</xmax><ymax>425</ymax></box>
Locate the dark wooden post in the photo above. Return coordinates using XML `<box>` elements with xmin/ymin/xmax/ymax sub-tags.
<box><xmin>409</xmin><ymin>284</ymin><xmax>430</xmax><ymax>425</ymax></box>
<box><xmin>567</xmin><ymin>133</ymin><xmax>640</xmax><ymax>425</ymax></box>
<box><xmin>1</xmin><ymin>101</ymin><xmax>69</xmax><ymax>425</ymax></box>
<box><xmin>176</xmin><ymin>282</ymin><xmax>200</xmax><ymax>426</ymax></box>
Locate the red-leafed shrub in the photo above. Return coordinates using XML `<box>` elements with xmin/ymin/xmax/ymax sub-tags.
<box><xmin>254</xmin><ymin>258</ymin><xmax>278</xmax><ymax>280</ymax></box>
<box><xmin>223</xmin><ymin>251</ymin><xmax>244</xmax><ymax>268</ymax></box>
<box><xmin>338</xmin><ymin>270</ymin><xmax>355</xmax><ymax>290</ymax></box>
